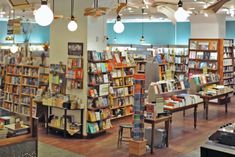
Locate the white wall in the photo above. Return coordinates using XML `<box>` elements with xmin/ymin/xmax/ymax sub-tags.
<box><xmin>87</xmin><ymin>16</ymin><xmax>107</xmax><ymax>51</ymax></box>
<box><xmin>190</xmin><ymin>14</ymin><xmax>226</xmax><ymax>38</ymax></box>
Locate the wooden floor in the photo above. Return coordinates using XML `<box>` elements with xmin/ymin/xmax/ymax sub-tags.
<box><xmin>39</xmin><ymin>97</ymin><xmax>235</xmax><ymax>157</ymax></box>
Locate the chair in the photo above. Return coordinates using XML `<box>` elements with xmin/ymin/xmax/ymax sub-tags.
<box><xmin>117</xmin><ymin>123</ymin><xmax>133</xmax><ymax>148</ymax></box>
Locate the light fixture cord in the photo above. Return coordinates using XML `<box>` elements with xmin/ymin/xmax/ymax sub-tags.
<box><xmin>142</xmin><ymin>9</ymin><xmax>144</xmax><ymax>36</ymax></box>
<box><xmin>71</xmin><ymin>0</ymin><xmax>74</xmax><ymax>17</ymax></box>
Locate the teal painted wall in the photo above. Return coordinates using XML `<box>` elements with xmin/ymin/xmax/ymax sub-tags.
<box><xmin>226</xmin><ymin>21</ymin><xmax>235</xmax><ymax>41</ymax></box>
<box><xmin>107</xmin><ymin>22</ymin><xmax>191</xmax><ymax>45</ymax></box>
<box><xmin>0</xmin><ymin>21</ymin><xmax>50</xmax><ymax>44</ymax></box>
<box><xmin>0</xmin><ymin>20</ymin><xmax>234</xmax><ymax>45</ymax></box>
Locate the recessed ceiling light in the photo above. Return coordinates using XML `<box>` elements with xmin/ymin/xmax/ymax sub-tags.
<box><xmin>127</xmin><ymin>7</ymin><xmax>132</xmax><ymax>11</ymax></box>
<box><xmin>204</xmin><ymin>13</ymin><xmax>208</xmax><ymax>17</ymax></box>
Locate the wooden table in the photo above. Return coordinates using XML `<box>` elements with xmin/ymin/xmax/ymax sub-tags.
<box><xmin>144</xmin><ymin>115</ymin><xmax>172</xmax><ymax>154</ymax></box>
<box><xmin>164</xmin><ymin>102</ymin><xmax>203</xmax><ymax>129</ymax></box>
<box><xmin>199</xmin><ymin>90</ymin><xmax>233</xmax><ymax>120</ymax></box>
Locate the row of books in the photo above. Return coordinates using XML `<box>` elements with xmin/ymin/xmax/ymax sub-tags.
<box><xmin>112</xmin><ymin>78</ymin><xmax>133</xmax><ymax>87</ymax></box>
<box><xmin>89</xmin><ymin>74</ymin><xmax>109</xmax><ymax>85</ymax></box>
<box><xmin>224</xmin><ymin>73</ymin><xmax>234</xmax><ymax>78</ymax></box>
<box><xmin>224</xmin><ymin>40</ymin><xmax>233</xmax><ymax>47</ymax></box>
<box><xmin>87</xmin><ymin>119</ymin><xmax>112</xmax><ymax>134</ymax></box>
<box><xmin>164</xmin><ymin>94</ymin><xmax>203</xmax><ymax>109</ymax></box>
<box><xmin>5</xmin><ymin>85</ymin><xmax>20</xmax><ymax>94</ymax></box>
<box><xmin>111</xmin><ymin>106</ymin><xmax>133</xmax><ymax>118</ymax></box>
<box><xmin>22</xmin><ymin>68</ymin><xmax>38</xmax><ymax>77</ymax></box>
<box><xmin>87</xmin><ymin>97</ymin><xmax>109</xmax><ymax>109</ymax></box>
<box><xmin>23</xmin><ymin>78</ymin><xmax>39</xmax><ymax>86</ymax></box>
<box><xmin>110</xmin><ymin>97</ymin><xmax>134</xmax><ymax>108</ymax></box>
<box><xmin>5</xmin><ymin>76</ymin><xmax>20</xmax><ymax>84</ymax></box>
<box><xmin>174</xmin><ymin>57</ymin><xmax>188</xmax><ymax>64</ymax></box>
<box><xmin>109</xmin><ymin>87</ymin><xmax>133</xmax><ymax>97</ymax></box>
<box><xmin>223</xmin><ymin>59</ymin><xmax>233</xmax><ymax>66</ymax></box>
<box><xmin>67</xmin><ymin>58</ymin><xmax>82</xmax><ymax>69</ymax></box>
<box><xmin>6</xmin><ymin>66</ymin><xmax>22</xmax><ymax>75</ymax></box>
<box><xmin>88</xmin><ymin>62</ymin><xmax>112</xmax><ymax>74</ymax></box>
<box><xmin>189</xmin><ymin>51</ymin><xmax>218</xmax><ymax>60</ymax></box>
<box><xmin>188</xmin><ymin>61</ymin><xmax>217</xmax><ymax>69</ymax></box>
<box><xmin>190</xmin><ymin>40</ymin><xmax>217</xmax><ymax>50</ymax></box>
<box><xmin>87</xmin><ymin>109</ymin><xmax>110</xmax><ymax>122</ymax></box>
<box><xmin>223</xmin><ymin>53</ymin><xmax>233</xmax><ymax>58</ymax></box>
<box><xmin>66</xmin><ymin>69</ymin><xmax>83</xmax><ymax>80</ymax></box>
<box><xmin>22</xmin><ymin>87</ymin><xmax>37</xmax><ymax>96</ymax></box>
<box><xmin>190</xmin><ymin>74</ymin><xmax>220</xmax><ymax>85</ymax></box>
<box><xmin>88</xmin><ymin>51</ymin><xmax>113</xmax><ymax>61</ymax></box>
<box><xmin>223</xmin><ymin>66</ymin><xmax>233</xmax><ymax>72</ymax></box>
<box><xmin>148</xmin><ymin>80</ymin><xmax>188</xmax><ymax>96</ymax></box>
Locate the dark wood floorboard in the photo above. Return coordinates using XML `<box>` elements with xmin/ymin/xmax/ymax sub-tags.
<box><xmin>39</xmin><ymin>96</ymin><xmax>235</xmax><ymax>157</ymax></box>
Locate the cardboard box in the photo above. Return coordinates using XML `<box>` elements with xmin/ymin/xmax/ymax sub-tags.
<box><xmin>129</xmin><ymin>139</ymin><xmax>147</xmax><ymax>156</ymax></box>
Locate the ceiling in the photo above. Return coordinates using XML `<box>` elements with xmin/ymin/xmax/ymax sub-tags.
<box><xmin>0</xmin><ymin>0</ymin><xmax>235</xmax><ymax>23</ymax></box>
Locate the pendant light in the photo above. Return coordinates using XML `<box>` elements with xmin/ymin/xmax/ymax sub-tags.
<box><xmin>174</xmin><ymin>0</ymin><xmax>189</xmax><ymax>22</ymax></box>
<box><xmin>140</xmin><ymin>9</ymin><xmax>145</xmax><ymax>43</ymax></box>
<box><xmin>113</xmin><ymin>15</ymin><xmax>125</xmax><ymax>34</ymax></box>
<box><xmin>68</xmin><ymin>0</ymin><xmax>78</xmax><ymax>32</ymax></box>
<box><xmin>35</xmin><ymin>0</ymin><xmax>54</xmax><ymax>26</ymax></box>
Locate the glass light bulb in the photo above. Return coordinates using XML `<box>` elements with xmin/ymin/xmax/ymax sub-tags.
<box><xmin>35</xmin><ymin>4</ymin><xmax>54</xmax><ymax>26</ymax></box>
<box><xmin>174</xmin><ymin>7</ymin><xmax>189</xmax><ymax>22</ymax></box>
<box><xmin>10</xmin><ymin>44</ymin><xmax>18</xmax><ymax>53</ymax></box>
<box><xmin>68</xmin><ymin>20</ymin><xmax>78</xmax><ymax>32</ymax></box>
<box><xmin>113</xmin><ymin>21</ymin><xmax>125</xmax><ymax>34</ymax></box>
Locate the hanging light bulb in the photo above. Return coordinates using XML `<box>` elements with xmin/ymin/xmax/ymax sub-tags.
<box><xmin>35</xmin><ymin>0</ymin><xmax>54</xmax><ymax>26</ymax></box>
<box><xmin>68</xmin><ymin>16</ymin><xmax>78</xmax><ymax>31</ymax></box>
<box><xmin>113</xmin><ymin>15</ymin><xmax>125</xmax><ymax>34</ymax></box>
<box><xmin>174</xmin><ymin>0</ymin><xmax>189</xmax><ymax>22</ymax></box>
<box><xmin>140</xmin><ymin>35</ymin><xmax>145</xmax><ymax>43</ymax></box>
<box><xmin>10</xmin><ymin>44</ymin><xmax>18</xmax><ymax>54</ymax></box>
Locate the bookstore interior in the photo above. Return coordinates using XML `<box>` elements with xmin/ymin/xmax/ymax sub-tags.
<box><xmin>1</xmin><ymin>0</ymin><xmax>235</xmax><ymax>157</ymax></box>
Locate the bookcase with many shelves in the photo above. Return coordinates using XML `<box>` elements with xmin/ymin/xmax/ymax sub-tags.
<box><xmin>1</xmin><ymin>65</ymin><xmax>40</xmax><ymax>118</ymax></box>
<box><xmin>154</xmin><ymin>47</ymin><xmax>188</xmax><ymax>81</ymax></box>
<box><xmin>188</xmin><ymin>39</ymin><xmax>234</xmax><ymax>84</ymax></box>
<box><xmin>87</xmin><ymin>51</ymin><xmax>112</xmax><ymax>136</ymax></box>
<box><xmin>109</xmin><ymin>51</ymin><xmax>135</xmax><ymax>120</ymax></box>
<box><xmin>188</xmin><ymin>39</ymin><xmax>222</xmax><ymax>79</ymax></box>
<box><xmin>223</xmin><ymin>39</ymin><xmax>234</xmax><ymax>88</ymax></box>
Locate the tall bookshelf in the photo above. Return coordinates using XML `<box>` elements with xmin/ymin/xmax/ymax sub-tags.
<box><xmin>188</xmin><ymin>39</ymin><xmax>222</xmax><ymax>80</ymax></box>
<box><xmin>223</xmin><ymin>39</ymin><xmax>234</xmax><ymax>89</ymax></box>
<box><xmin>188</xmin><ymin>39</ymin><xmax>234</xmax><ymax>84</ymax></box>
<box><xmin>1</xmin><ymin>64</ymin><xmax>40</xmax><ymax>118</ymax></box>
<box><xmin>87</xmin><ymin>51</ymin><xmax>112</xmax><ymax>136</ymax></box>
<box><xmin>154</xmin><ymin>47</ymin><xmax>188</xmax><ymax>81</ymax></box>
<box><xmin>109</xmin><ymin>51</ymin><xmax>135</xmax><ymax>120</ymax></box>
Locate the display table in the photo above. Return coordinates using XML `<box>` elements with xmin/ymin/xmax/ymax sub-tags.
<box><xmin>164</xmin><ymin>101</ymin><xmax>202</xmax><ymax>128</ymax></box>
<box><xmin>199</xmin><ymin>89</ymin><xmax>233</xmax><ymax>120</ymax></box>
<box><xmin>144</xmin><ymin>115</ymin><xmax>172</xmax><ymax>154</ymax></box>
<box><xmin>201</xmin><ymin>141</ymin><xmax>235</xmax><ymax>157</ymax></box>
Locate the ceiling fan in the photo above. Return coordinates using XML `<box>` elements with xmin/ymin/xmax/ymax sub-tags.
<box><xmin>84</xmin><ymin>0</ymin><xmax>108</xmax><ymax>17</ymax></box>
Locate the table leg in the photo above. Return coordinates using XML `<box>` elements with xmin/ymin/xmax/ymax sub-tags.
<box><xmin>205</xmin><ymin>100</ymin><xmax>209</xmax><ymax>120</ymax></box>
<box><xmin>203</xmin><ymin>100</ymin><xmax>206</xmax><ymax>110</ymax></box>
<box><xmin>150</xmin><ymin>122</ymin><xmax>155</xmax><ymax>154</ymax></box>
<box><xmin>194</xmin><ymin>105</ymin><xmax>197</xmax><ymax>129</ymax></box>
<box><xmin>225</xmin><ymin>94</ymin><xmax>228</xmax><ymax>113</ymax></box>
<box><xmin>165</xmin><ymin>120</ymin><xmax>169</xmax><ymax>147</ymax></box>
<box><xmin>183</xmin><ymin>110</ymin><xmax>186</xmax><ymax>117</ymax></box>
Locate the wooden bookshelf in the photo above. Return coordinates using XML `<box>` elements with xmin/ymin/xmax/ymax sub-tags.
<box><xmin>154</xmin><ymin>47</ymin><xmax>188</xmax><ymax>81</ymax></box>
<box><xmin>109</xmin><ymin>51</ymin><xmax>135</xmax><ymax>120</ymax></box>
<box><xmin>87</xmin><ymin>51</ymin><xmax>113</xmax><ymax>136</ymax></box>
<box><xmin>188</xmin><ymin>39</ymin><xmax>234</xmax><ymax>85</ymax></box>
<box><xmin>222</xmin><ymin>39</ymin><xmax>234</xmax><ymax>88</ymax></box>
<box><xmin>1</xmin><ymin>64</ymin><xmax>40</xmax><ymax>118</ymax></box>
